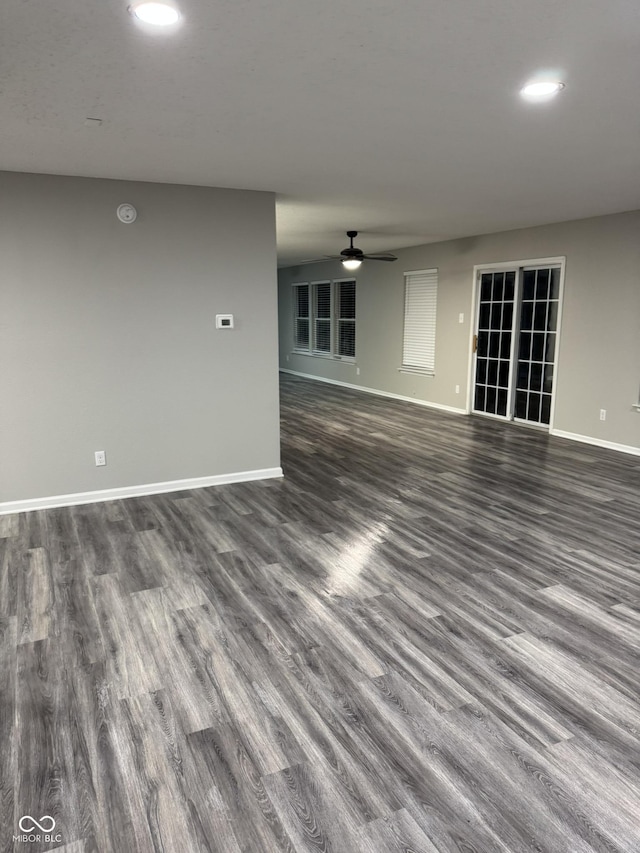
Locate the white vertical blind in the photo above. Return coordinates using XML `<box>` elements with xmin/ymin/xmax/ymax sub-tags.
<box><xmin>402</xmin><ymin>269</ymin><xmax>438</xmax><ymax>372</ymax></box>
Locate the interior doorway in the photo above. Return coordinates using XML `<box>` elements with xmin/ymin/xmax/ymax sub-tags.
<box><xmin>470</xmin><ymin>260</ymin><xmax>564</xmax><ymax>428</ymax></box>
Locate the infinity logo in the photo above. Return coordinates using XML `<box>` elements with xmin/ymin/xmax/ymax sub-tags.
<box><xmin>18</xmin><ymin>815</ymin><xmax>56</xmax><ymax>833</ymax></box>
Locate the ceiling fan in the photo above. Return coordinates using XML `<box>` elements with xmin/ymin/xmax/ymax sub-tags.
<box><xmin>300</xmin><ymin>231</ymin><xmax>398</xmax><ymax>270</ymax></box>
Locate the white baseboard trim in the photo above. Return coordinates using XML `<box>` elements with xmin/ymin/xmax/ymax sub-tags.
<box><xmin>550</xmin><ymin>429</ymin><xmax>640</xmax><ymax>457</ymax></box>
<box><xmin>0</xmin><ymin>467</ymin><xmax>284</xmax><ymax>516</ymax></box>
<box><xmin>280</xmin><ymin>369</ymin><xmax>468</xmax><ymax>415</ymax></box>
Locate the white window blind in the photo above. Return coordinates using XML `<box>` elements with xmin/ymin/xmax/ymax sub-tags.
<box><xmin>336</xmin><ymin>280</ymin><xmax>356</xmax><ymax>358</ymax></box>
<box><xmin>314</xmin><ymin>281</ymin><xmax>332</xmax><ymax>353</ymax></box>
<box><xmin>293</xmin><ymin>283</ymin><xmax>310</xmax><ymax>351</ymax></box>
<box><xmin>402</xmin><ymin>269</ymin><xmax>438</xmax><ymax>373</ymax></box>
<box><xmin>291</xmin><ymin>279</ymin><xmax>357</xmax><ymax>360</ymax></box>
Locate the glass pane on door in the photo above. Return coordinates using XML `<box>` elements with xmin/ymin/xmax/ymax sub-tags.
<box><xmin>473</xmin><ymin>270</ymin><xmax>516</xmax><ymax>417</ymax></box>
<box><xmin>514</xmin><ymin>267</ymin><xmax>560</xmax><ymax>425</ymax></box>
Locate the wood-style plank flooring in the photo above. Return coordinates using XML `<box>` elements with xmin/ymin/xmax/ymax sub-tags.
<box><xmin>2</xmin><ymin>374</ymin><xmax>640</xmax><ymax>852</ymax></box>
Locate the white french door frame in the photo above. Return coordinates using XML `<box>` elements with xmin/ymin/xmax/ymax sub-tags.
<box><xmin>466</xmin><ymin>256</ymin><xmax>566</xmax><ymax>430</ymax></box>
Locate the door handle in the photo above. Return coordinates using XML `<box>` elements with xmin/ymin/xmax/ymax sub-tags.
<box><xmin>473</xmin><ymin>334</ymin><xmax>478</xmax><ymax>353</ymax></box>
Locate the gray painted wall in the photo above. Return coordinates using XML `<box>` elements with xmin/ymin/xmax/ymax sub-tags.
<box><xmin>279</xmin><ymin>210</ymin><xmax>640</xmax><ymax>451</ymax></box>
<box><xmin>1</xmin><ymin>172</ymin><xmax>280</xmax><ymax>504</ymax></box>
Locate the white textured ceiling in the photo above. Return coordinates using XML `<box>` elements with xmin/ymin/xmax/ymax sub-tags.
<box><xmin>2</xmin><ymin>0</ymin><xmax>639</xmax><ymax>265</ymax></box>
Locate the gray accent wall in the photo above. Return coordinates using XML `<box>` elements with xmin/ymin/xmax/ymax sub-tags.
<box><xmin>1</xmin><ymin>172</ymin><xmax>280</xmax><ymax>504</ymax></box>
<box><xmin>278</xmin><ymin>210</ymin><xmax>640</xmax><ymax>452</ymax></box>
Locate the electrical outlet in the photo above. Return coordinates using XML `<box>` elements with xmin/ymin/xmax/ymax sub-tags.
<box><xmin>455</xmin><ymin>384</ymin><xmax>460</xmax><ymax>394</ymax></box>
<box><xmin>95</xmin><ymin>450</ymin><xmax>106</xmax><ymax>466</ymax></box>
<box><xmin>458</xmin><ymin>313</ymin><xmax>464</xmax><ymax>324</ymax></box>
<box><xmin>286</xmin><ymin>354</ymin><xmax>289</xmax><ymax>362</ymax></box>
<box><xmin>356</xmin><ymin>367</ymin><xmax>361</xmax><ymax>375</ymax></box>
<box><xmin>599</xmin><ymin>409</ymin><xmax>606</xmax><ymax>421</ymax></box>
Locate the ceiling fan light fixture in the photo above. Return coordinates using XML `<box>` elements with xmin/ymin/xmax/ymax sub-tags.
<box><xmin>342</xmin><ymin>258</ymin><xmax>362</xmax><ymax>271</ymax></box>
<box><xmin>520</xmin><ymin>80</ymin><xmax>565</xmax><ymax>101</ymax></box>
<box><xmin>130</xmin><ymin>1</ymin><xmax>181</xmax><ymax>25</ymax></box>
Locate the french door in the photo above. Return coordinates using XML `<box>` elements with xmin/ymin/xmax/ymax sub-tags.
<box><xmin>472</xmin><ymin>263</ymin><xmax>562</xmax><ymax>427</ymax></box>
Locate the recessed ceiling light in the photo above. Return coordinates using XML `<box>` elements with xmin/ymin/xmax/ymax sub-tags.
<box><xmin>130</xmin><ymin>1</ymin><xmax>180</xmax><ymax>25</ymax></box>
<box><xmin>520</xmin><ymin>80</ymin><xmax>565</xmax><ymax>102</ymax></box>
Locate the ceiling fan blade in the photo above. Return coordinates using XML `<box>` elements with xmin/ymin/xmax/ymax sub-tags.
<box><xmin>292</xmin><ymin>245</ymin><xmax>398</xmax><ymax>266</ymax></box>
<box><xmin>292</xmin><ymin>256</ymin><xmax>340</xmax><ymax>265</ymax></box>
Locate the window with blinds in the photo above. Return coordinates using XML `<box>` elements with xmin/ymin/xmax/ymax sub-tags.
<box><xmin>337</xmin><ymin>280</ymin><xmax>356</xmax><ymax>358</ymax></box>
<box><xmin>293</xmin><ymin>283</ymin><xmax>310</xmax><ymax>350</ymax></box>
<box><xmin>314</xmin><ymin>281</ymin><xmax>332</xmax><ymax>353</ymax></box>
<box><xmin>291</xmin><ymin>279</ymin><xmax>357</xmax><ymax>359</ymax></box>
<box><xmin>402</xmin><ymin>269</ymin><xmax>438</xmax><ymax>373</ymax></box>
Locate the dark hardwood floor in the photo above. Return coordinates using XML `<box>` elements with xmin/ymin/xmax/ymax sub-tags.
<box><xmin>2</xmin><ymin>373</ymin><xmax>640</xmax><ymax>852</ymax></box>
